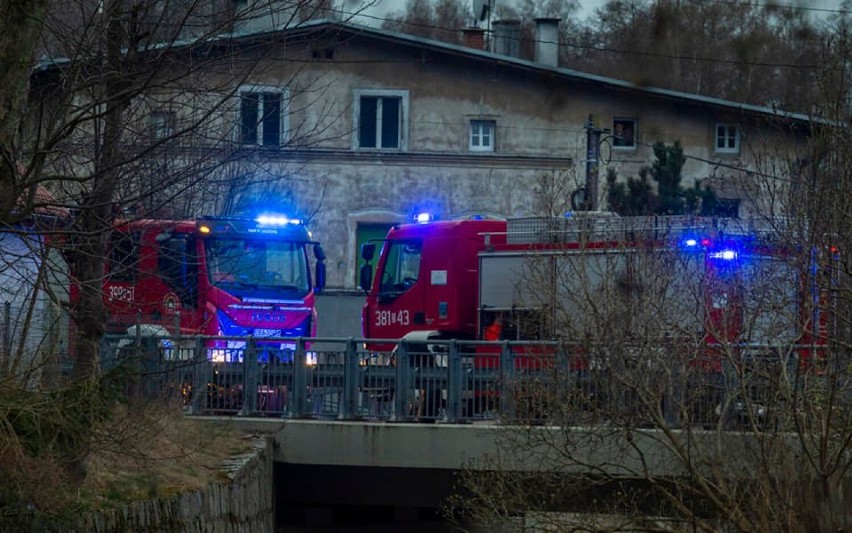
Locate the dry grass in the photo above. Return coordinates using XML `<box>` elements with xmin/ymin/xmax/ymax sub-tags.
<box><xmin>80</xmin><ymin>402</ymin><xmax>252</xmax><ymax>509</ymax></box>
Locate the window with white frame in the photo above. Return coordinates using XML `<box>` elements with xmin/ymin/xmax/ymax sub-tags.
<box><xmin>715</xmin><ymin>123</ymin><xmax>740</xmax><ymax>154</ymax></box>
<box><xmin>469</xmin><ymin>119</ymin><xmax>495</xmax><ymax>152</ymax></box>
<box><xmin>354</xmin><ymin>89</ymin><xmax>408</xmax><ymax>150</ymax></box>
<box><xmin>239</xmin><ymin>86</ymin><xmax>288</xmax><ymax>147</ymax></box>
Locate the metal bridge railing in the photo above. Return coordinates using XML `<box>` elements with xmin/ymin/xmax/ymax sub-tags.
<box><xmin>96</xmin><ymin>335</ymin><xmax>840</xmax><ymax>428</ymax></box>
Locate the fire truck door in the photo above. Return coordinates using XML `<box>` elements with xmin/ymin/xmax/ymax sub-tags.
<box><xmin>373</xmin><ymin>240</ymin><xmax>426</xmax><ymax>334</ymax></box>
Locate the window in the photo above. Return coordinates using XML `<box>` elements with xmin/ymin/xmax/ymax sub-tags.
<box><xmin>715</xmin><ymin>124</ymin><xmax>740</xmax><ymax>153</ymax></box>
<box><xmin>470</xmin><ymin>120</ymin><xmax>495</xmax><ymax>151</ymax></box>
<box><xmin>712</xmin><ymin>198</ymin><xmax>740</xmax><ymax>218</ymax></box>
<box><xmin>239</xmin><ymin>87</ymin><xmax>287</xmax><ymax>147</ymax></box>
<box><xmin>206</xmin><ymin>238</ymin><xmax>309</xmax><ymax>296</ymax></box>
<box><xmin>612</xmin><ymin>118</ymin><xmax>636</xmax><ymax>149</ymax></box>
<box><xmin>108</xmin><ymin>231</ymin><xmax>141</xmax><ymax>283</ymax></box>
<box><xmin>150</xmin><ymin>111</ymin><xmax>175</xmax><ymax>140</ymax></box>
<box><xmin>157</xmin><ymin>234</ymin><xmax>198</xmax><ymax>306</ymax></box>
<box><xmin>354</xmin><ymin>89</ymin><xmax>408</xmax><ymax>150</ymax></box>
<box><xmin>379</xmin><ymin>240</ymin><xmax>422</xmax><ymax>294</ymax></box>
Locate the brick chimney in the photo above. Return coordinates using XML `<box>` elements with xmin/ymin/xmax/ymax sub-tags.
<box><xmin>534</xmin><ymin>18</ymin><xmax>560</xmax><ymax>67</ymax></box>
<box><xmin>462</xmin><ymin>27</ymin><xmax>485</xmax><ymax>50</ymax></box>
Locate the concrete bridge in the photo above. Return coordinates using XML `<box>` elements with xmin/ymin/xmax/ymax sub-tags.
<box><xmin>95</xmin><ymin>328</ymin><xmax>830</xmax><ymax>526</ymax></box>
<box><xmin>221</xmin><ymin>417</ymin><xmax>779</xmax><ymax>514</ymax></box>
<box><xmin>44</xmin><ymin>292</ymin><xmax>848</xmax><ymax>529</ymax></box>
<box><xmin>9</xmin><ymin>290</ymin><xmax>837</xmax><ymax>529</ymax></box>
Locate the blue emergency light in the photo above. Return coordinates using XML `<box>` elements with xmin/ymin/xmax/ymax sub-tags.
<box><xmin>711</xmin><ymin>249</ymin><xmax>738</xmax><ymax>261</ymax></box>
<box><xmin>680</xmin><ymin>235</ymin><xmax>739</xmax><ymax>262</ymax></box>
<box><xmin>415</xmin><ymin>212</ymin><xmax>433</xmax><ymax>224</ymax></box>
<box><xmin>256</xmin><ymin>215</ymin><xmax>303</xmax><ymax>226</ymax></box>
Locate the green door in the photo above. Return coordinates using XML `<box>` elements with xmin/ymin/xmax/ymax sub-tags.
<box><xmin>355</xmin><ymin>222</ymin><xmax>394</xmax><ymax>286</ymax></box>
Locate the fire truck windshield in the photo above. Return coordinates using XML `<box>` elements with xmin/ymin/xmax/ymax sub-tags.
<box><xmin>379</xmin><ymin>240</ymin><xmax>422</xmax><ymax>295</ymax></box>
<box><xmin>205</xmin><ymin>238</ymin><xmax>309</xmax><ymax>295</ymax></box>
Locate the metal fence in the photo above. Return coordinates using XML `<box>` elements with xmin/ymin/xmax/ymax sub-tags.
<box><xmin>97</xmin><ymin>334</ymin><xmax>842</xmax><ymax>428</ymax></box>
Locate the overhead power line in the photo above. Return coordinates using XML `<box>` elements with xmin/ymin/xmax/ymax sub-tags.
<box><xmin>694</xmin><ymin>0</ymin><xmax>852</xmax><ymax>16</ymax></box>
<box><xmin>327</xmin><ymin>6</ymin><xmax>843</xmax><ymax>73</ymax></box>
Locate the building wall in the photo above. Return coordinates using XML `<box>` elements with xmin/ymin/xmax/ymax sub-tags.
<box><xmin>189</xmin><ymin>35</ymin><xmax>805</xmax><ymax>289</ymax></box>
<box><xmin>0</xmin><ymin>229</ymin><xmax>70</xmax><ymax>385</ymax></box>
<box><xmin>42</xmin><ymin>26</ymin><xmax>804</xmax><ymax>291</ymax></box>
<box><xmin>0</xmin><ymin>232</ymin><xmax>43</xmax><ymax>358</ymax></box>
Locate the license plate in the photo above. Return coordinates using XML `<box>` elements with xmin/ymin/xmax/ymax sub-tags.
<box><xmin>253</xmin><ymin>328</ymin><xmax>281</xmax><ymax>338</ymax></box>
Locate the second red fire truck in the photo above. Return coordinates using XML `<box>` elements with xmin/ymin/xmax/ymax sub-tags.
<box><xmin>359</xmin><ymin>213</ymin><xmax>832</xmax><ymax>364</ymax></box>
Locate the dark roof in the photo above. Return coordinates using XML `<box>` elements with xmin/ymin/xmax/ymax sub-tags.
<box><xmin>33</xmin><ymin>18</ymin><xmax>816</xmax><ymax>125</ymax></box>
<box><xmin>285</xmin><ymin>19</ymin><xmax>815</xmax><ymax>125</ymax></box>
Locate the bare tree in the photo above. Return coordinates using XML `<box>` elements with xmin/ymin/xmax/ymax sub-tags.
<box><xmin>378</xmin><ymin>0</ymin><xmax>831</xmax><ymax>113</ymax></box>
<box><xmin>0</xmin><ymin>0</ymin><xmax>359</xmax><ymax>505</ymax></box>
<box><xmin>447</xmin><ymin>102</ymin><xmax>851</xmax><ymax>531</ymax></box>
<box><xmin>18</xmin><ymin>0</ymin><xmax>354</xmax><ymax>382</ymax></box>
<box><xmin>567</xmin><ymin>0</ymin><xmax>828</xmax><ymax>113</ymax></box>
<box><xmin>382</xmin><ymin>0</ymin><xmax>470</xmax><ymax>44</ymax></box>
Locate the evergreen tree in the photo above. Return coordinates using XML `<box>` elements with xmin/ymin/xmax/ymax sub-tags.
<box><xmin>650</xmin><ymin>141</ymin><xmax>686</xmax><ymax>214</ymax></box>
<box><xmin>606</xmin><ymin>141</ymin><xmax>717</xmax><ymax>216</ymax></box>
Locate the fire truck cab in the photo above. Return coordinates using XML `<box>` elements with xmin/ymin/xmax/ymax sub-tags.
<box><xmin>359</xmin><ymin>218</ymin><xmax>506</xmax><ymax>348</ymax></box>
<box><xmin>103</xmin><ymin>215</ymin><xmax>326</xmax><ymax>362</ymax></box>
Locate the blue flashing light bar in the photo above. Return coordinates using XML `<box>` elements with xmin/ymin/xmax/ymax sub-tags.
<box><xmin>710</xmin><ymin>249</ymin><xmax>738</xmax><ymax>261</ymax></box>
<box><xmin>681</xmin><ymin>236</ymin><xmax>728</xmax><ymax>251</ymax></box>
<box><xmin>415</xmin><ymin>212</ymin><xmax>433</xmax><ymax>224</ymax></box>
<box><xmin>680</xmin><ymin>236</ymin><xmax>708</xmax><ymax>250</ymax></box>
<box><xmin>256</xmin><ymin>215</ymin><xmax>303</xmax><ymax>226</ymax></box>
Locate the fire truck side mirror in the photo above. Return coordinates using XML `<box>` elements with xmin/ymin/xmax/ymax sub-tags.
<box><xmin>313</xmin><ymin>245</ymin><xmax>326</xmax><ymax>293</ymax></box>
<box><xmin>361</xmin><ymin>242</ymin><xmax>375</xmax><ymax>262</ymax></box>
<box><xmin>314</xmin><ymin>244</ymin><xmax>326</xmax><ymax>262</ymax></box>
<box><xmin>359</xmin><ymin>264</ymin><xmax>373</xmax><ymax>293</ymax></box>
<box><xmin>314</xmin><ymin>262</ymin><xmax>326</xmax><ymax>293</ymax></box>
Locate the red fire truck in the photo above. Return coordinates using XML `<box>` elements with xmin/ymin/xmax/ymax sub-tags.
<box><xmin>359</xmin><ymin>213</ymin><xmax>832</xmax><ymax>363</ymax></box>
<box><xmin>98</xmin><ymin>214</ymin><xmax>326</xmax><ymax>362</ymax></box>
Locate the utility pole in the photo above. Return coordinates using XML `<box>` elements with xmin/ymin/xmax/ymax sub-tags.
<box><xmin>584</xmin><ymin>114</ymin><xmax>602</xmax><ymax>211</ymax></box>
<box><xmin>486</xmin><ymin>0</ymin><xmax>495</xmax><ymax>52</ymax></box>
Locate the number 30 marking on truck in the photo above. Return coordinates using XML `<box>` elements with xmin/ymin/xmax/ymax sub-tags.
<box><xmin>375</xmin><ymin>310</ymin><xmax>410</xmax><ymax>327</ymax></box>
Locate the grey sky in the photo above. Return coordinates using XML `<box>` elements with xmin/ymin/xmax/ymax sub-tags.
<box><xmin>352</xmin><ymin>0</ymin><xmax>847</xmax><ymax>26</ymax></box>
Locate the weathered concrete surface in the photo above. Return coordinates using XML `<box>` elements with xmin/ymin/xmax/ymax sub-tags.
<box><xmin>315</xmin><ymin>290</ymin><xmax>364</xmax><ymax>339</ymax></box>
<box><xmin>205</xmin><ymin>418</ymin><xmax>850</xmax><ymax>523</ymax></box>
<box><xmin>224</xmin><ymin>418</ymin><xmax>790</xmax><ymax>478</ymax></box>
<box><xmin>81</xmin><ymin>436</ymin><xmax>274</xmax><ymax>533</ymax></box>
